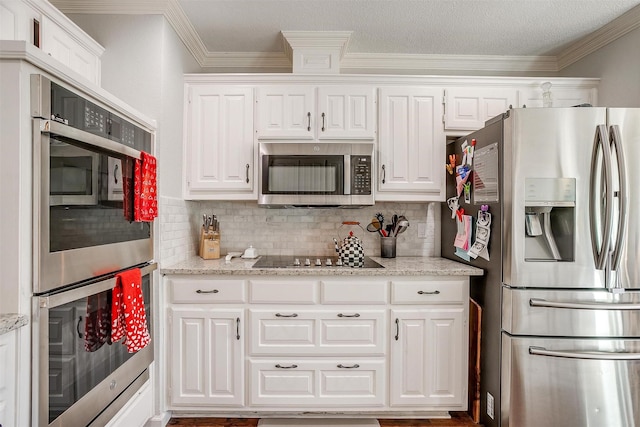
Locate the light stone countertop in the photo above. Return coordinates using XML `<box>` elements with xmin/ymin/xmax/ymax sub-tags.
<box><xmin>161</xmin><ymin>256</ymin><xmax>483</xmax><ymax>277</ymax></box>
<box><xmin>0</xmin><ymin>314</ymin><xmax>29</xmax><ymax>335</ymax></box>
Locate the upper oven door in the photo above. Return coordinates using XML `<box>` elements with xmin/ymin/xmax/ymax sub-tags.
<box><xmin>33</xmin><ymin>119</ymin><xmax>153</xmax><ymax>294</ymax></box>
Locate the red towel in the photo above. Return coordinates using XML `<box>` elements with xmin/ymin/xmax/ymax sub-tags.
<box><xmin>134</xmin><ymin>151</ymin><xmax>157</xmax><ymax>222</ymax></box>
<box><xmin>111</xmin><ymin>268</ymin><xmax>150</xmax><ymax>353</ymax></box>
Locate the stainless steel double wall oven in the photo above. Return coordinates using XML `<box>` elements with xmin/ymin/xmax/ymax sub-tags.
<box><xmin>31</xmin><ymin>75</ymin><xmax>155</xmax><ymax>427</ymax></box>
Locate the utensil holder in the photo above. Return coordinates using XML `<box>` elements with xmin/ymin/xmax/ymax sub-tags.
<box><xmin>380</xmin><ymin>236</ymin><xmax>397</xmax><ymax>258</ymax></box>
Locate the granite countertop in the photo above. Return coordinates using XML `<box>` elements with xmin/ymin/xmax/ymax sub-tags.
<box><xmin>161</xmin><ymin>256</ymin><xmax>483</xmax><ymax>277</ymax></box>
<box><xmin>0</xmin><ymin>314</ymin><xmax>29</xmax><ymax>335</ymax></box>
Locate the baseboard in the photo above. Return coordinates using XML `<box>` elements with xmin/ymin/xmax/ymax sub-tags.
<box><xmin>145</xmin><ymin>410</ymin><xmax>172</xmax><ymax>427</ymax></box>
<box><xmin>257</xmin><ymin>419</ymin><xmax>380</xmax><ymax>427</ymax></box>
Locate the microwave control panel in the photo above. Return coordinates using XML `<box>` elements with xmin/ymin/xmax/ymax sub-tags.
<box><xmin>351</xmin><ymin>155</ymin><xmax>372</xmax><ymax>195</ymax></box>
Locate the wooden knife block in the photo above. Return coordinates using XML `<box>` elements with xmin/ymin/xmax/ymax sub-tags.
<box><xmin>199</xmin><ymin>229</ymin><xmax>220</xmax><ymax>259</ymax></box>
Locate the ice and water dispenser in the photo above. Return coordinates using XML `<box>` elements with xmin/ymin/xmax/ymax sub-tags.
<box><xmin>524</xmin><ymin>178</ymin><xmax>575</xmax><ymax>262</ymax></box>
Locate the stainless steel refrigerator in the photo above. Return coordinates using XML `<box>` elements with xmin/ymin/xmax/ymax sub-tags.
<box><xmin>441</xmin><ymin>107</ymin><xmax>640</xmax><ymax>427</ymax></box>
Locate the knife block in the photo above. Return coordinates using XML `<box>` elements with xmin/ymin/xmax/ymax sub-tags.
<box><xmin>199</xmin><ymin>229</ymin><xmax>220</xmax><ymax>259</ymax></box>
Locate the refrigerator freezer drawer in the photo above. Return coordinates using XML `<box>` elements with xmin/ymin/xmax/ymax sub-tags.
<box><xmin>502</xmin><ymin>287</ymin><xmax>640</xmax><ymax>337</ymax></box>
<box><xmin>502</xmin><ymin>334</ymin><xmax>640</xmax><ymax>427</ymax></box>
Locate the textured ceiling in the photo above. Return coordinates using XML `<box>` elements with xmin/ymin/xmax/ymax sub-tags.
<box><xmin>50</xmin><ymin>0</ymin><xmax>640</xmax><ymax>71</ymax></box>
<box><xmin>178</xmin><ymin>0</ymin><xmax>640</xmax><ymax>56</ymax></box>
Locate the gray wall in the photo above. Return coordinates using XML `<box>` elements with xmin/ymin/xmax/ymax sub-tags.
<box><xmin>66</xmin><ymin>14</ymin><xmax>201</xmax><ymax>199</ymax></box>
<box><xmin>560</xmin><ymin>25</ymin><xmax>640</xmax><ymax>107</ymax></box>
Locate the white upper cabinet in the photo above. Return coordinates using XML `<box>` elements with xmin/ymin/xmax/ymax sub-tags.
<box><xmin>0</xmin><ymin>0</ymin><xmax>103</xmax><ymax>85</ymax></box>
<box><xmin>183</xmin><ymin>84</ymin><xmax>255</xmax><ymax>199</ymax></box>
<box><xmin>316</xmin><ymin>86</ymin><xmax>376</xmax><ymax>139</ymax></box>
<box><xmin>444</xmin><ymin>87</ymin><xmax>518</xmax><ymax>131</ymax></box>
<box><xmin>377</xmin><ymin>86</ymin><xmax>445</xmax><ymax>201</ymax></box>
<box><xmin>256</xmin><ymin>85</ymin><xmax>315</xmax><ymax>139</ymax></box>
<box><xmin>256</xmin><ymin>85</ymin><xmax>376</xmax><ymax>140</ymax></box>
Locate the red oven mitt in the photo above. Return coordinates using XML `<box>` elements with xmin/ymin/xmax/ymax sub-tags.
<box><xmin>111</xmin><ymin>268</ymin><xmax>150</xmax><ymax>353</ymax></box>
<box><xmin>134</xmin><ymin>151</ymin><xmax>158</xmax><ymax>222</ymax></box>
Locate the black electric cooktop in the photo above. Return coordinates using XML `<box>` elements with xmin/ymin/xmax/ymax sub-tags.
<box><xmin>252</xmin><ymin>255</ymin><xmax>384</xmax><ymax>269</ymax></box>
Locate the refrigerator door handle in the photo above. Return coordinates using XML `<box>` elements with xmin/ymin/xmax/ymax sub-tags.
<box><xmin>609</xmin><ymin>124</ymin><xmax>628</xmax><ymax>272</ymax></box>
<box><xmin>589</xmin><ymin>124</ymin><xmax>614</xmax><ymax>270</ymax></box>
<box><xmin>530</xmin><ymin>346</ymin><xmax>640</xmax><ymax>361</ymax></box>
<box><xmin>530</xmin><ymin>298</ymin><xmax>640</xmax><ymax>310</ymax></box>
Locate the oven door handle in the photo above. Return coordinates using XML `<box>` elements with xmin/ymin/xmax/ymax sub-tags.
<box><xmin>529</xmin><ymin>298</ymin><xmax>640</xmax><ymax>310</ymax></box>
<box><xmin>530</xmin><ymin>346</ymin><xmax>640</xmax><ymax>361</ymax></box>
<box><xmin>38</xmin><ymin>118</ymin><xmax>142</xmax><ymax>159</ymax></box>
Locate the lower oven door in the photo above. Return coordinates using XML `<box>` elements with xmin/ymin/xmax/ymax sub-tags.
<box><xmin>36</xmin><ymin>263</ymin><xmax>156</xmax><ymax>427</ymax></box>
<box><xmin>501</xmin><ymin>333</ymin><xmax>640</xmax><ymax>427</ymax></box>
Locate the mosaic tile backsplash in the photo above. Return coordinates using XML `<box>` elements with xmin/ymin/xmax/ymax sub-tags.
<box><xmin>159</xmin><ymin>197</ymin><xmax>441</xmax><ymax>266</ymax></box>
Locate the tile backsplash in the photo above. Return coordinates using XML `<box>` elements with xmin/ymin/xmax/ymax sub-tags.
<box><xmin>159</xmin><ymin>199</ymin><xmax>441</xmax><ymax>266</ymax></box>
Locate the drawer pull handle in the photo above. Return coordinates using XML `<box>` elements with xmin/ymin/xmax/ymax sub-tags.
<box><xmin>307</xmin><ymin>112</ymin><xmax>311</xmax><ymax>131</ymax></box>
<box><xmin>337</xmin><ymin>313</ymin><xmax>360</xmax><ymax>318</ymax></box>
<box><xmin>196</xmin><ymin>289</ymin><xmax>219</xmax><ymax>294</ymax></box>
<box><xmin>417</xmin><ymin>290</ymin><xmax>441</xmax><ymax>295</ymax></box>
<box><xmin>275</xmin><ymin>313</ymin><xmax>298</xmax><ymax>318</ymax></box>
<box><xmin>395</xmin><ymin>318</ymin><xmax>399</xmax><ymax>341</ymax></box>
<box><xmin>236</xmin><ymin>317</ymin><xmax>240</xmax><ymax>340</ymax></box>
<box><xmin>275</xmin><ymin>364</ymin><xmax>298</xmax><ymax>369</ymax></box>
<box><xmin>337</xmin><ymin>364</ymin><xmax>360</xmax><ymax>369</ymax></box>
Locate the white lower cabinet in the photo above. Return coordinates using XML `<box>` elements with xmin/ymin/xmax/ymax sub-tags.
<box><xmin>390</xmin><ymin>308</ymin><xmax>466</xmax><ymax>407</ymax></box>
<box><xmin>169</xmin><ymin>307</ymin><xmax>244</xmax><ymax>406</ymax></box>
<box><xmin>166</xmin><ymin>275</ymin><xmax>469</xmax><ymax>414</ymax></box>
<box><xmin>249</xmin><ymin>359</ymin><xmax>385</xmax><ymax>407</ymax></box>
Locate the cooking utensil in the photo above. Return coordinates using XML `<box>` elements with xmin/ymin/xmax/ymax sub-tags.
<box><xmin>366</xmin><ymin>218</ymin><xmax>382</xmax><ymax>233</ymax></box>
<box><xmin>395</xmin><ymin>218</ymin><xmax>410</xmax><ymax>235</ymax></box>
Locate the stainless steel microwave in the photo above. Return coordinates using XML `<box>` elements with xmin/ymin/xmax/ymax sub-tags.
<box><xmin>258</xmin><ymin>142</ymin><xmax>374</xmax><ymax>207</ymax></box>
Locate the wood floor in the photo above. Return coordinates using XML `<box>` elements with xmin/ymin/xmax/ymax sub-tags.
<box><xmin>168</xmin><ymin>412</ymin><xmax>479</xmax><ymax>427</ymax></box>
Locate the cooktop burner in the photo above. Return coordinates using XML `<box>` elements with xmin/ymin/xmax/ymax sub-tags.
<box><xmin>252</xmin><ymin>255</ymin><xmax>384</xmax><ymax>269</ymax></box>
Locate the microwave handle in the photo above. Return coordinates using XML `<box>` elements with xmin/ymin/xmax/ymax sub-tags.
<box><xmin>344</xmin><ymin>155</ymin><xmax>351</xmax><ymax>195</ymax></box>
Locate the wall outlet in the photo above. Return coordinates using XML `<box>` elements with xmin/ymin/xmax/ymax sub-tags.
<box><xmin>487</xmin><ymin>392</ymin><xmax>495</xmax><ymax>419</ymax></box>
<box><xmin>417</xmin><ymin>223</ymin><xmax>427</xmax><ymax>238</ymax></box>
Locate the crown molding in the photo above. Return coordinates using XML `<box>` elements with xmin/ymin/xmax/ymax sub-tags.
<box><xmin>556</xmin><ymin>4</ymin><xmax>640</xmax><ymax>70</ymax></box>
<box><xmin>50</xmin><ymin>0</ymin><xmax>640</xmax><ymax>73</ymax></box>
<box><xmin>341</xmin><ymin>53</ymin><xmax>558</xmax><ymax>73</ymax></box>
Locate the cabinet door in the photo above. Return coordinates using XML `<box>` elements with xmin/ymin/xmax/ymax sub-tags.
<box><xmin>444</xmin><ymin>87</ymin><xmax>517</xmax><ymax>130</ymax></box>
<box><xmin>169</xmin><ymin>307</ymin><xmax>244</xmax><ymax>406</ymax></box>
<box><xmin>249</xmin><ymin>359</ymin><xmax>385</xmax><ymax>407</ymax></box>
<box><xmin>184</xmin><ymin>85</ymin><xmax>254</xmax><ymax>198</ymax></box>
<box><xmin>377</xmin><ymin>87</ymin><xmax>445</xmax><ymax>200</ymax></box>
<box><xmin>0</xmin><ymin>330</ymin><xmax>17</xmax><ymax>427</ymax></box>
<box><xmin>256</xmin><ymin>85</ymin><xmax>315</xmax><ymax>139</ymax></box>
<box><xmin>390</xmin><ymin>309</ymin><xmax>466</xmax><ymax>408</ymax></box>
<box><xmin>41</xmin><ymin>16</ymin><xmax>99</xmax><ymax>84</ymax></box>
<box><xmin>249</xmin><ymin>309</ymin><xmax>385</xmax><ymax>356</ymax></box>
<box><xmin>317</xmin><ymin>86</ymin><xmax>376</xmax><ymax>140</ymax></box>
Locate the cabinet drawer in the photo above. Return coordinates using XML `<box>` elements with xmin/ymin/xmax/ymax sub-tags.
<box><xmin>321</xmin><ymin>280</ymin><xmax>388</xmax><ymax>304</ymax></box>
<box><xmin>391</xmin><ymin>278</ymin><xmax>467</xmax><ymax>304</ymax></box>
<box><xmin>249</xmin><ymin>359</ymin><xmax>385</xmax><ymax>407</ymax></box>
<box><xmin>169</xmin><ymin>278</ymin><xmax>246</xmax><ymax>303</ymax></box>
<box><xmin>249</xmin><ymin>309</ymin><xmax>385</xmax><ymax>356</ymax></box>
<box><xmin>249</xmin><ymin>280</ymin><xmax>318</xmax><ymax>304</ymax></box>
